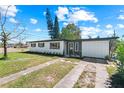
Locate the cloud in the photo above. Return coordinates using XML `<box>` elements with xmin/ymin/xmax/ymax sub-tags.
<box><xmin>106</xmin><ymin>24</ymin><xmax>113</xmax><ymax>29</ymax></box>
<box><xmin>120</xmin><ymin>10</ymin><xmax>124</xmax><ymax>13</ymax></box>
<box><xmin>68</xmin><ymin>10</ymin><xmax>98</xmax><ymax>23</ymax></box>
<box><xmin>118</xmin><ymin>15</ymin><xmax>124</xmax><ymax>20</ymax></box>
<box><xmin>96</xmin><ymin>24</ymin><xmax>100</xmax><ymax>27</ymax></box>
<box><xmin>43</xmin><ymin>11</ymin><xmax>46</xmax><ymax>16</ymax></box>
<box><xmin>63</xmin><ymin>22</ymin><xmax>68</xmax><ymax>27</ymax></box>
<box><xmin>30</xmin><ymin>18</ymin><xmax>38</xmax><ymax>24</ymax></box>
<box><xmin>0</xmin><ymin>5</ymin><xmax>18</xmax><ymax>17</ymax></box>
<box><xmin>80</xmin><ymin>26</ymin><xmax>101</xmax><ymax>38</ymax></box>
<box><xmin>9</xmin><ymin>18</ymin><xmax>18</xmax><ymax>24</ymax></box>
<box><xmin>117</xmin><ymin>24</ymin><xmax>124</xmax><ymax>28</ymax></box>
<box><xmin>105</xmin><ymin>30</ymin><xmax>114</xmax><ymax>36</ymax></box>
<box><xmin>55</xmin><ymin>7</ymin><xmax>69</xmax><ymax>21</ymax></box>
<box><xmin>34</xmin><ymin>28</ymin><xmax>42</xmax><ymax>32</ymax></box>
<box><xmin>55</xmin><ymin>6</ymin><xmax>98</xmax><ymax>24</ymax></box>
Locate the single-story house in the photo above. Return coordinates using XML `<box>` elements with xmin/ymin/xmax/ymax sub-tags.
<box><xmin>27</xmin><ymin>37</ymin><xmax>118</xmax><ymax>59</ymax></box>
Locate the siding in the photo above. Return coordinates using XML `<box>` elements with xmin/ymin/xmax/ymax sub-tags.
<box><xmin>29</xmin><ymin>41</ymin><xmax>64</xmax><ymax>55</ymax></box>
<box><xmin>82</xmin><ymin>40</ymin><xmax>109</xmax><ymax>58</ymax></box>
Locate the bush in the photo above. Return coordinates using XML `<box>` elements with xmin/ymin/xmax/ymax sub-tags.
<box><xmin>109</xmin><ymin>39</ymin><xmax>124</xmax><ymax>88</ymax></box>
<box><xmin>109</xmin><ymin>72</ymin><xmax>124</xmax><ymax>88</ymax></box>
<box><xmin>116</xmin><ymin>40</ymin><xmax>124</xmax><ymax>72</ymax></box>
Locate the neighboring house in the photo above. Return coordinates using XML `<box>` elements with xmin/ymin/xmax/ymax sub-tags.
<box><xmin>27</xmin><ymin>37</ymin><xmax>118</xmax><ymax>59</ymax></box>
<box><xmin>7</xmin><ymin>43</ymin><xmax>15</xmax><ymax>48</ymax></box>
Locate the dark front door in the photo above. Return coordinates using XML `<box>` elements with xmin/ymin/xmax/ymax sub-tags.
<box><xmin>66</xmin><ymin>41</ymin><xmax>81</xmax><ymax>57</ymax></box>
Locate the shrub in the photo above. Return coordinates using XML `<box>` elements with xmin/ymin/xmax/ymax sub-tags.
<box><xmin>116</xmin><ymin>40</ymin><xmax>124</xmax><ymax>72</ymax></box>
<box><xmin>110</xmin><ymin>72</ymin><xmax>124</xmax><ymax>88</ymax></box>
<box><xmin>109</xmin><ymin>39</ymin><xmax>124</xmax><ymax>87</ymax></box>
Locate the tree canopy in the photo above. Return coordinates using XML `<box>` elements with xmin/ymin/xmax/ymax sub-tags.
<box><xmin>60</xmin><ymin>23</ymin><xmax>81</xmax><ymax>40</ymax></box>
<box><xmin>46</xmin><ymin>8</ymin><xmax>60</xmax><ymax>40</ymax></box>
<box><xmin>53</xmin><ymin>15</ymin><xmax>60</xmax><ymax>39</ymax></box>
<box><xmin>46</xmin><ymin>8</ymin><xmax>54</xmax><ymax>39</ymax></box>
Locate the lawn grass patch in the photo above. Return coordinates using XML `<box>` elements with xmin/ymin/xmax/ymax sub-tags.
<box><xmin>1</xmin><ymin>62</ymin><xmax>75</xmax><ymax>88</ymax></box>
<box><xmin>0</xmin><ymin>52</ymin><xmax>58</xmax><ymax>77</ymax></box>
<box><xmin>64</xmin><ymin>57</ymin><xmax>81</xmax><ymax>63</ymax></box>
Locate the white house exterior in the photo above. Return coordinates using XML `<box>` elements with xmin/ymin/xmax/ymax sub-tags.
<box><xmin>29</xmin><ymin>40</ymin><xmax>64</xmax><ymax>55</ymax></box>
<box><xmin>27</xmin><ymin>37</ymin><xmax>118</xmax><ymax>59</ymax></box>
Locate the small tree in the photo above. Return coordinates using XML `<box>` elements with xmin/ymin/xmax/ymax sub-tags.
<box><xmin>0</xmin><ymin>5</ymin><xmax>26</xmax><ymax>59</ymax></box>
<box><xmin>61</xmin><ymin>23</ymin><xmax>81</xmax><ymax>40</ymax></box>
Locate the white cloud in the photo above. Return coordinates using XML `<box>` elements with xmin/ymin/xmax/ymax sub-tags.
<box><xmin>43</xmin><ymin>11</ymin><xmax>46</xmax><ymax>16</ymax></box>
<box><xmin>30</xmin><ymin>18</ymin><xmax>38</xmax><ymax>24</ymax></box>
<box><xmin>34</xmin><ymin>28</ymin><xmax>41</xmax><ymax>32</ymax></box>
<box><xmin>80</xmin><ymin>26</ymin><xmax>101</xmax><ymax>38</ymax></box>
<box><xmin>71</xmin><ymin>7</ymin><xmax>80</xmax><ymax>11</ymax></box>
<box><xmin>9</xmin><ymin>18</ymin><xmax>18</xmax><ymax>24</ymax></box>
<box><xmin>55</xmin><ymin>7</ymin><xmax>69</xmax><ymax>21</ymax></box>
<box><xmin>68</xmin><ymin>10</ymin><xmax>98</xmax><ymax>23</ymax></box>
<box><xmin>105</xmin><ymin>30</ymin><xmax>114</xmax><ymax>36</ymax></box>
<box><xmin>120</xmin><ymin>10</ymin><xmax>124</xmax><ymax>13</ymax></box>
<box><xmin>55</xmin><ymin>7</ymin><xmax>98</xmax><ymax>23</ymax></box>
<box><xmin>96</xmin><ymin>24</ymin><xmax>100</xmax><ymax>27</ymax></box>
<box><xmin>63</xmin><ymin>22</ymin><xmax>68</xmax><ymax>27</ymax></box>
<box><xmin>106</xmin><ymin>24</ymin><xmax>113</xmax><ymax>29</ymax></box>
<box><xmin>117</xmin><ymin>24</ymin><xmax>124</xmax><ymax>28</ymax></box>
<box><xmin>118</xmin><ymin>15</ymin><xmax>124</xmax><ymax>20</ymax></box>
<box><xmin>0</xmin><ymin>5</ymin><xmax>18</xmax><ymax>17</ymax></box>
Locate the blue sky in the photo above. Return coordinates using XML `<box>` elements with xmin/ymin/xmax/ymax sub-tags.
<box><xmin>0</xmin><ymin>5</ymin><xmax>124</xmax><ymax>42</ymax></box>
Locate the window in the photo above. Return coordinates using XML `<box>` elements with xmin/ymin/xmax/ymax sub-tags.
<box><xmin>38</xmin><ymin>43</ymin><xmax>44</xmax><ymax>47</ymax></box>
<box><xmin>50</xmin><ymin>42</ymin><xmax>60</xmax><ymax>49</ymax></box>
<box><xmin>31</xmin><ymin>43</ymin><xmax>36</xmax><ymax>47</ymax></box>
<box><xmin>75</xmin><ymin>42</ymin><xmax>79</xmax><ymax>51</ymax></box>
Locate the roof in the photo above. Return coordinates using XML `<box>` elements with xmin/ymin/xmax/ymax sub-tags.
<box><xmin>27</xmin><ymin>37</ymin><xmax>119</xmax><ymax>43</ymax></box>
<box><xmin>81</xmin><ymin>37</ymin><xmax>119</xmax><ymax>41</ymax></box>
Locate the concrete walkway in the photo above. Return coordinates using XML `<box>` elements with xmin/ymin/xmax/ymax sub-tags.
<box><xmin>95</xmin><ymin>64</ymin><xmax>109</xmax><ymax>88</ymax></box>
<box><xmin>0</xmin><ymin>58</ymin><xmax>62</xmax><ymax>85</ymax></box>
<box><xmin>54</xmin><ymin>61</ymin><xmax>86</xmax><ymax>88</ymax></box>
<box><xmin>54</xmin><ymin>59</ymin><xmax>109</xmax><ymax>88</ymax></box>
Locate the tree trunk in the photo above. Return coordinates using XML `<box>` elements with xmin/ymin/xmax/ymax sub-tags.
<box><xmin>3</xmin><ymin>39</ymin><xmax>7</xmax><ymax>59</ymax></box>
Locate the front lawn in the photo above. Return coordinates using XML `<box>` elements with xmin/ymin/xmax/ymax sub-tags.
<box><xmin>1</xmin><ymin>62</ymin><xmax>75</xmax><ymax>88</ymax></box>
<box><xmin>64</xmin><ymin>57</ymin><xmax>81</xmax><ymax>63</ymax></box>
<box><xmin>0</xmin><ymin>52</ymin><xmax>58</xmax><ymax>77</ymax></box>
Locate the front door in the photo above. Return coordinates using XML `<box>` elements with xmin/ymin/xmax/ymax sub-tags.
<box><xmin>66</xmin><ymin>41</ymin><xmax>81</xmax><ymax>57</ymax></box>
<box><xmin>68</xmin><ymin>42</ymin><xmax>75</xmax><ymax>57</ymax></box>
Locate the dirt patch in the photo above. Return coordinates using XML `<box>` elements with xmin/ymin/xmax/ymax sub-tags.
<box><xmin>45</xmin><ymin>76</ymin><xmax>55</xmax><ymax>82</ymax></box>
<box><xmin>74</xmin><ymin>64</ymin><xmax>96</xmax><ymax>88</ymax></box>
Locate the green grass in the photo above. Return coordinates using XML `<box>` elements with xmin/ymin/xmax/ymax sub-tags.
<box><xmin>106</xmin><ymin>64</ymin><xmax>117</xmax><ymax>76</ymax></box>
<box><xmin>64</xmin><ymin>57</ymin><xmax>81</xmax><ymax>63</ymax></box>
<box><xmin>1</xmin><ymin>62</ymin><xmax>75</xmax><ymax>88</ymax></box>
<box><xmin>0</xmin><ymin>52</ymin><xmax>58</xmax><ymax>77</ymax></box>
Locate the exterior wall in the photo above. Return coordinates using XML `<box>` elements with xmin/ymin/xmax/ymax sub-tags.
<box><xmin>28</xmin><ymin>40</ymin><xmax>110</xmax><ymax>58</ymax></box>
<box><xmin>29</xmin><ymin>41</ymin><xmax>64</xmax><ymax>55</ymax></box>
<box><xmin>82</xmin><ymin>40</ymin><xmax>110</xmax><ymax>58</ymax></box>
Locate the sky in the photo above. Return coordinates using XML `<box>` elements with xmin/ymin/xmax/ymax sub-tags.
<box><xmin>0</xmin><ymin>5</ymin><xmax>124</xmax><ymax>42</ymax></box>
